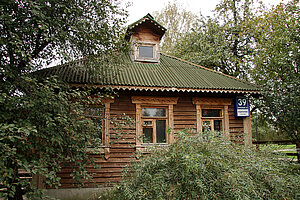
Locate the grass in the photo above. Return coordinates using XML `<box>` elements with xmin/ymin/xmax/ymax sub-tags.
<box><xmin>255</xmin><ymin>144</ymin><xmax>298</xmax><ymax>160</ymax></box>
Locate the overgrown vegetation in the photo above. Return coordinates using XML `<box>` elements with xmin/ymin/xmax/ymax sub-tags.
<box><xmin>0</xmin><ymin>0</ymin><xmax>128</xmax><ymax>199</ymax></box>
<box><xmin>98</xmin><ymin>132</ymin><xmax>300</xmax><ymax>200</ymax></box>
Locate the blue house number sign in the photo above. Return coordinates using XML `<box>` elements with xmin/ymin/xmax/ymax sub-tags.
<box><xmin>234</xmin><ymin>96</ymin><xmax>250</xmax><ymax>117</ymax></box>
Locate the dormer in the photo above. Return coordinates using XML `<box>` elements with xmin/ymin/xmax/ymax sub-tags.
<box><xmin>126</xmin><ymin>13</ymin><xmax>166</xmax><ymax>63</ymax></box>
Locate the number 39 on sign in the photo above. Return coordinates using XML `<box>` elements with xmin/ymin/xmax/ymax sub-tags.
<box><xmin>234</xmin><ymin>96</ymin><xmax>250</xmax><ymax>117</ymax></box>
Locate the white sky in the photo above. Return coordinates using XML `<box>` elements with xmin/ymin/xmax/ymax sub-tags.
<box><xmin>124</xmin><ymin>0</ymin><xmax>289</xmax><ymax>24</ymax></box>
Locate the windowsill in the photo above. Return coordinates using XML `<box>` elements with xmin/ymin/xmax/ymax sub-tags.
<box><xmin>136</xmin><ymin>143</ymin><xmax>169</xmax><ymax>148</ymax></box>
<box><xmin>134</xmin><ymin>58</ymin><xmax>159</xmax><ymax>63</ymax></box>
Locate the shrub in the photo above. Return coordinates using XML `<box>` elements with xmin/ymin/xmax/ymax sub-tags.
<box><xmin>98</xmin><ymin>132</ymin><xmax>300</xmax><ymax>200</ymax></box>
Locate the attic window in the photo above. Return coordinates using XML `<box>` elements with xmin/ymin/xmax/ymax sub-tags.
<box><xmin>134</xmin><ymin>43</ymin><xmax>158</xmax><ymax>63</ymax></box>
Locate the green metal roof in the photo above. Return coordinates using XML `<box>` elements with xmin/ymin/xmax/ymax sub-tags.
<box><xmin>36</xmin><ymin>53</ymin><xmax>261</xmax><ymax>94</ymax></box>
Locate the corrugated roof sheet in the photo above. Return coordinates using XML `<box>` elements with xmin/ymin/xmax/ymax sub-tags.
<box><xmin>36</xmin><ymin>53</ymin><xmax>262</xmax><ymax>94</ymax></box>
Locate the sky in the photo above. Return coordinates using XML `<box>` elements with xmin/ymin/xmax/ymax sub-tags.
<box><xmin>124</xmin><ymin>0</ymin><xmax>288</xmax><ymax>24</ymax></box>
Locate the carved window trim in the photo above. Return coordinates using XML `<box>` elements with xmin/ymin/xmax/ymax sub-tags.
<box><xmin>193</xmin><ymin>98</ymin><xmax>232</xmax><ymax>138</ymax></box>
<box><xmin>86</xmin><ymin>98</ymin><xmax>114</xmax><ymax>160</ymax></box>
<box><xmin>132</xmin><ymin>96</ymin><xmax>178</xmax><ymax>148</ymax></box>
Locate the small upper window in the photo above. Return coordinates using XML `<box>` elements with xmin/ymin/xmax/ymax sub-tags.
<box><xmin>139</xmin><ymin>46</ymin><xmax>153</xmax><ymax>58</ymax></box>
<box><xmin>202</xmin><ymin>109</ymin><xmax>221</xmax><ymax>117</ymax></box>
<box><xmin>142</xmin><ymin>108</ymin><xmax>166</xmax><ymax>117</ymax></box>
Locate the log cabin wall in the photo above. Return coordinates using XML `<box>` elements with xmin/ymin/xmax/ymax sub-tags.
<box><xmin>55</xmin><ymin>91</ymin><xmax>250</xmax><ymax>188</ymax></box>
<box><xmin>229</xmin><ymin>104</ymin><xmax>245</xmax><ymax>142</ymax></box>
<box><xmin>55</xmin><ymin>95</ymin><xmax>137</xmax><ymax>189</ymax></box>
<box><xmin>173</xmin><ymin>96</ymin><xmax>197</xmax><ymax>132</ymax></box>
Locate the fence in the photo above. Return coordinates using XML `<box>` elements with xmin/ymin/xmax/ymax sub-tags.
<box><xmin>253</xmin><ymin>140</ymin><xmax>300</xmax><ymax>162</ymax></box>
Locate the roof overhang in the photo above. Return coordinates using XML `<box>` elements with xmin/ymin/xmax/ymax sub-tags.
<box><xmin>69</xmin><ymin>84</ymin><xmax>262</xmax><ymax>95</ymax></box>
<box><xmin>125</xmin><ymin>13</ymin><xmax>166</xmax><ymax>41</ymax></box>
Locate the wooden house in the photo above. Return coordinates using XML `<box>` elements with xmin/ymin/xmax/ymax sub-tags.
<box><xmin>38</xmin><ymin>14</ymin><xmax>261</xmax><ymax>198</ymax></box>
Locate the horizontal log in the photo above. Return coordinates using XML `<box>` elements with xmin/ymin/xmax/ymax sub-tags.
<box><xmin>229</xmin><ymin>123</ymin><xmax>244</xmax><ymax>128</ymax></box>
<box><xmin>110</xmin><ymin>148</ymin><xmax>135</xmax><ymax>153</ymax></box>
<box><xmin>58</xmin><ymin>167</ymin><xmax>124</xmax><ymax>174</ymax></box>
<box><xmin>174</xmin><ymin>112</ymin><xmax>196</xmax><ymax>116</ymax></box>
<box><xmin>109</xmin><ymin>153</ymin><xmax>135</xmax><ymax>158</ymax></box>
<box><xmin>174</xmin><ymin>121</ymin><xmax>196</xmax><ymax>125</ymax></box>
<box><xmin>174</xmin><ymin>116</ymin><xmax>197</xmax><ymax>120</ymax></box>
<box><xmin>174</xmin><ymin>125</ymin><xmax>196</xmax><ymax>129</ymax></box>
<box><xmin>94</xmin><ymin>158</ymin><xmax>134</xmax><ymax>163</ymax></box>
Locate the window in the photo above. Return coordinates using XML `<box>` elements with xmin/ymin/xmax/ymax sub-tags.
<box><xmin>132</xmin><ymin>96</ymin><xmax>178</xmax><ymax>148</ymax></box>
<box><xmin>142</xmin><ymin>107</ymin><xmax>166</xmax><ymax>117</ymax></box>
<box><xmin>86</xmin><ymin>107</ymin><xmax>104</xmax><ymax>143</ymax></box>
<box><xmin>142</xmin><ymin>107</ymin><xmax>167</xmax><ymax>143</ymax></box>
<box><xmin>133</xmin><ymin>43</ymin><xmax>159</xmax><ymax>63</ymax></box>
<box><xmin>139</xmin><ymin>46</ymin><xmax>153</xmax><ymax>58</ymax></box>
<box><xmin>202</xmin><ymin>109</ymin><xmax>223</xmax><ymax>133</ymax></box>
<box><xmin>193</xmin><ymin>97</ymin><xmax>231</xmax><ymax>137</ymax></box>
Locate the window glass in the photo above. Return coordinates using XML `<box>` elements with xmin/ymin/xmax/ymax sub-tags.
<box><xmin>142</xmin><ymin>108</ymin><xmax>166</xmax><ymax>117</ymax></box>
<box><xmin>156</xmin><ymin>120</ymin><xmax>166</xmax><ymax>143</ymax></box>
<box><xmin>202</xmin><ymin>109</ymin><xmax>221</xmax><ymax>117</ymax></box>
<box><xmin>139</xmin><ymin>46</ymin><xmax>153</xmax><ymax>58</ymax></box>
<box><xmin>143</xmin><ymin>128</ymin><xmax>153</xmax><ymax>143</ymax></box>
<box><xmin>214</xmin><ymin>120</ymin><xmax>222</xmax><ymax>132</ymax></box>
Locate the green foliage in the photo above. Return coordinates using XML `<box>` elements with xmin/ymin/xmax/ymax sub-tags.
<box><xmin>98</xmin><ymin>132</ymin><xmax>300</xmax><ymax>200</ymax></box>
<box><xmin>0</xmin><ymin>0</ymin><xmax>128</xmax><ymax>72</ymax></box>
<box><xmin>250</xmin><ymin>1</ymin><xmax>300</xmax><ymax>140</ymax></box>
<box><xmin>251</xmin><ymin>112</ymin><xmax>290</xmax><ymax>141</ymax></box>
<box><xmin>174</xmin><ymin>0</ymin><xmax>258</xmax><ymax>78</ymax></box>
<box><xmin>0</xmin><ymin>0</ymin><xmax>129</xmax><ymax>199</ymax></box>
<box><xmin>0</xmin><ymin>77</ymin><xmax>105</xmax><ymax>199</ymax></box>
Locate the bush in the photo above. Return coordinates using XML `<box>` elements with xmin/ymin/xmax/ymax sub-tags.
<box><xmin>98</xmin><ymin>132</ymin><xmax>300</xmax><ymax>200</ymax></box>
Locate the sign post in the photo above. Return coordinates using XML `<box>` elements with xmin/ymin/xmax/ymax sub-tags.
<box><xmin>234</xmin><ymin>96</ymin><xmax>250</xmax><ymax>117</ymax></box>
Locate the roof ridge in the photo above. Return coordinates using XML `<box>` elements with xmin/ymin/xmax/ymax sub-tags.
<box><xmin>160</xmin><ymin>53</ymin><xmax>262</xmax><ymax>90</ymax></box>
<box><xmin>127</xmin><ymin>13</ymin><xmax>167</xmax><ymax>31</ymax></box>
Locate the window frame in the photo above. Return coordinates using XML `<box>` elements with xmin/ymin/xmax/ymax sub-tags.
<box><xmin>132</xmin><ymin>96</ymin><xmax>178</xmax><ymax>149</ymax></box>
<box><xmin>201</xmin><ymin>107</ymin><xmax>224</xmax><ymax>133</ymax></box>
<box><xmin>134</xmin><ymin>42</ymin><xmax>159</xmax><ymax>63</ymax></box>
<box><xmin>85</xmin><ymin>106</ymin><xmax>105</xmax><ymax>145</ymax></box>
<box><xmin>193</xmin><ymin>97</ymin><xmax>232</xmax><ymax>138</ymax></box>
<box><xmin>84</xmin><ymin>98</ymin><xmax>114</xmax><ymax>159</ymax></box>
<box><xmin>141</xmin><ymin>106</ymin><xmax>168</xmax><ymax>144</ymax></box>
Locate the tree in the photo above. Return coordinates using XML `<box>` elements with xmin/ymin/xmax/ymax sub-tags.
<box><xmin>174</xmin><ymin>0</ymin><xmax>258</xmax><ymax>78</ymax></box>
<box><xmin>0</xmin><ymin>0</ymin><xmax>128</xmax><ymax>199</ymax></box>
<box><xmin>250</xmin><ymin>1</ymin><xmax>300</xmax><ymax>140</ymax></box>
<box><xmin>153</xmin><ymin>1</ymin><xmax>198</xmax><ymax>54</ymax></box>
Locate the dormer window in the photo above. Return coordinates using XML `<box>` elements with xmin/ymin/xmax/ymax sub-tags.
<box><xmin>126</xmin><ymin>14</ymin><xmax>166</xmax><ymax>64</ymax></box>
<box><xmin>134</xmin><ymin>42</ymin><xmax>159</xmax><ymax>63</ymax></box>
